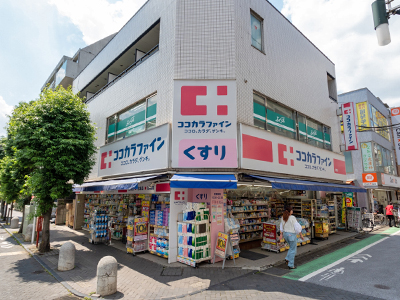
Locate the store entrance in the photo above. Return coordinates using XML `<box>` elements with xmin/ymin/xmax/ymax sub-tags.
<box><xmin>226</xmin><ymin>186</ymin><xmax>339</xmax><ymax>253</ymax></box>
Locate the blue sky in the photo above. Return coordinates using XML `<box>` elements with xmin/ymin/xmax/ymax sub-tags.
<box><xmin>1</xmin><ymin>0</ymin><xmax>399</xmax><ymax>137</ymax></box>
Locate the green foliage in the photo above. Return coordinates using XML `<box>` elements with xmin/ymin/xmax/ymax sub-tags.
<box><xmin>12</xmin><ymin>86</ymin><xmax>97</xmax><ymax>215</ymax></box>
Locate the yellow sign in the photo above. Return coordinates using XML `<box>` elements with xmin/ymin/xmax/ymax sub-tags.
<box><xmin>356</xmin><ymin>102</ymin><xmax>370</xmax><ymax>131</ymax></box>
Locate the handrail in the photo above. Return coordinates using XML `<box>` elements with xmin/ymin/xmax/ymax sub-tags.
<box><xmin>85</xmin><ymin>44</ymin><xmax>159</xmax><ymax>104</ymax></box>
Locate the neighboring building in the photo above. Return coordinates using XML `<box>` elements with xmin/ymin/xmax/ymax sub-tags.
<box><xmin>43</xmin><ymin>0</ymin><xmax>362</xmax><ymax>264</ymax></box>
<box><xmin>42</xmin><ymin>34</ymin><xmax>116</xmax><ymax>91</ymax></box>
<box><xmin>338</xmin><ymin>88</ymin><xmax>398</xmax><ymax>212</ymax></box>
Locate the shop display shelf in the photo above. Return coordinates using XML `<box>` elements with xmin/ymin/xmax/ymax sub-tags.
<box><xmin>232</xmin><ymin>209</ymin><xmax>268</xmax><ymax>213</ymax></box>
<box><xmin>239</xmin><ymin>222</ymin><xmax>263</xmax><ymax>226</ymax></box>
<box><xmin>150</xmin><ymin>233</ymin><xmax>169</xmax><ymax>239</ymax></box>
<box><xmin>149</xmin><ymin>250</ymin><xmax>168</xmax><ymax>258</ymax></box>
<box><xmin>239</xmin><ymin>228</ymin><xmax>263</xmax><ymax>233</ymax></box>
<box><xmin>239</xmin><ymin>236</ymin><xmax>262</xmax><ymax>243</ymax></box>
<box><xmin>111</xmin><ymin>236</ymin><xmax>122</xmax><ymax>240</ymax></box>
<box><xmin>150</xmin><ymin>225</ymin><xmax>169</xmax><ymax>228</ymax></box>
<box><xmin>177</xmin><ymin>255</ymin><xmax>211</xmax><ymax>267</ymax></box>
<box><xmin>235</xmin><ymin>216</ymin><xmax>268</xmax><ymax>220</ymax></box>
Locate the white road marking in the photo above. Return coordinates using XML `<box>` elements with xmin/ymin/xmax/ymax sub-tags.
<box><xmin>299</xmin><ymin>230</ymin><xmax>400</xmax><ymax>282</ymax></box>
<box><xmin>319</xmin><ymin>267</ymin><xmax>345</xmax><ymax>281</ymax></box>
<box><xmin>1</xmin><ymin>241</ymin><xmax>13</xmax><ymax>248</ymax></box>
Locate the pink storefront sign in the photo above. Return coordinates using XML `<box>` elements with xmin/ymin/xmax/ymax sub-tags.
<box><xmin>178</xmin><ymin>139</ymin><xmax>237</xmax><ymax>168</ymax></box>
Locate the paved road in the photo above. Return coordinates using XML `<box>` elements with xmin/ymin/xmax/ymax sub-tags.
<box><xmin>285</xmin><ymin>227</ymin><xmax>400</xmax><ymax>300</ymax></box>
<box><xmin>0</xmin><ymin>225</ymin><xmax>72</xmax><ymax>300</ymax></box>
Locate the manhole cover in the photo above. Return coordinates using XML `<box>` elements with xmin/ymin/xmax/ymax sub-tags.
<box><xmin>161</xmin><ymin>267</ymin><xmax>183</xmax><ymax>276</ymax></box>
<box><xmin>374</xmin><ymin>284</ymin><xmax>390</xmax><ymax>290</ymax></box>
<box><xmin>32</xmin><ymin>270</ymin><xmax>45</xmax><ymax>274</ymax></box>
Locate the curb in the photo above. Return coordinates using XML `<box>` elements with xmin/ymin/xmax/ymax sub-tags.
<box><xmin>1</xmin><ymin>223</ymin><xmax>98</xmax><ymax>300</ymax></box>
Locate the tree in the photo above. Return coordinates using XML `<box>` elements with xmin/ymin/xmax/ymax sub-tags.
<box><xmin>0</xmin><ymin>103</ymin><xmax>34</xmax><ymax>230</ymax></box>
<box><xmin>12</xmin><ymin>87</ymin><xmax>96</xmax><ymax>252</ymax></box>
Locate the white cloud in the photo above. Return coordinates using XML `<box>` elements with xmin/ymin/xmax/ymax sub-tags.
<box><xmin>48</xmin><ymin>0</ymin><xmax>148</xmax><ymax>44</ymax></box>
<box><xmin>0</xmin><ymin>96</ymin><xmax>14</xmax><ymax>137</ymax></box>
<box><xmin>282</xmin><ymin>0</ymin><xmax>400</xmax><ymax>107</ymax></box>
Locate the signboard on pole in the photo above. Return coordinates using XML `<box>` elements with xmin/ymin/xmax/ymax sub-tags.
<box><xmin>342</xmin><ymin>102</ymin><xmax>358</xmax><ymax>150</ymax></box>
<box><xmin>172</xmin><ymin>80</ymin><xmax>238</xmax><ymax>168</ymax></box>
<box><xmin>362</xmin><ymin>173</ymin><xmax>378</xmax><ymax>187</ymax></box>
<box><xmin>391</xmin><ymin>107</ymin><xmax>400</xmax><ymax>165</ymax></box>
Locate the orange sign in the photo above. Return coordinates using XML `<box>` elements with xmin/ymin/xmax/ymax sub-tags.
<box><xmin>362</xmin><ymin>173</ymin><xmax>378</xmax><ymax>187</ymax></box>
<box><xmin>391</xmin><ymin>107</ymin><xmax>400</xmax><ymax>117</ymax></box>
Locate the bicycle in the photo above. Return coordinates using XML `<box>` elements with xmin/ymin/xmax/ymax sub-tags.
<box><xmin>374</xmin><ymin>214</ymin><xmax>386</xmax><ymax>226</ymax></box>
<box><xmin>361</xmin><ymin>213</ymin><xmax>374</xmax><ymax>232</ymax></box>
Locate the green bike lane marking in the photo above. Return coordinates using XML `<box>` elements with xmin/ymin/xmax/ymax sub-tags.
<box><xmin>283</xmin><ymin>227</ymin><xmax>400</xmax><ymax>281</ymax></box>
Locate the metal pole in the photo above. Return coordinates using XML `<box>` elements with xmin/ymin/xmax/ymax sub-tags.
<box><xmin>31</xmin><ymin>216</ymin><xmax>36</xmax><ymax>244</ymax></box>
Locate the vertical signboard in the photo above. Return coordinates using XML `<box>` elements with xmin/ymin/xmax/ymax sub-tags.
<box><xmin>342</xmin><ymin>102</ymin><xmax>358</xmax><ymax>151</ymax></box>
<box><xmin>356</xmin><ymin>102</ymin><xmax>370</xmax><ymax>132</ymax></box>
<box><xmin>361</xmin><ymin>142</ymin><xmax>374</xmax><ymax>172</ymax></box>
<box><xmin>391</xmin><ymin>107</ymin><xmax>400</xmax><ymax>165</ymax></box>
<box><xmin>172</xmin><ymin>80</ymin><xmax>238</xmax><ymax>168</ymax></box>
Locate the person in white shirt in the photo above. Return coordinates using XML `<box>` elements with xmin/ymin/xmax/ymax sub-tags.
<box><xmin>279</xmin><ymin>206</ymin><xmax>304</xmax><ymax>269</ymax></box>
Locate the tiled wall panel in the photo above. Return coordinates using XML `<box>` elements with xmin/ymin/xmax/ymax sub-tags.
<box><xmin>174</xmin><ymin>0</ymin><xmax>236</xmax><ymax>79</ymax></box>
<box><xmin>234</xmin><ymin>0</ymin><xmax>341</xmax><ymax>154</ymax></box>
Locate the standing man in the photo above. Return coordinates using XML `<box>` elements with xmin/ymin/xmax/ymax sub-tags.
<box><xmin>385</xmin><ymin>202</ymin><xmax>394</xmax><ymax>227</ymax></box>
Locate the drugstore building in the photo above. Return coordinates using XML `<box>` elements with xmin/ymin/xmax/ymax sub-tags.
<box><xmin>44</xmin><ymin>0</ymin><xmax>365</xmax><ymax>266</ymax></box>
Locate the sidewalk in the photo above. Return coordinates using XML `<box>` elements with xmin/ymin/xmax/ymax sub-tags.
<box><xmin>3</xmin><ymin>211</ymin><xmax>381</xmax><ymax>300</ymax></box>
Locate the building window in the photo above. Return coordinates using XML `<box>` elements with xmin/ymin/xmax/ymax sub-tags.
<box><xmin>106</xmin><ymin>93</ymin><xmax>157</xmax><ymax>143</ymax></box>
<box><xmin>374</xmin><ymin>143</ymin><xmax>395</xmax><ymax>175</ymax></box>
<box><xmin>344</xmin><ymin>151</ymin><xmax>354</xmax><ymax>173</ymax></box>
<box><xmin>251</xmin><ymin>12</ymin><xmax>263</xmax><ymax>51</ymax></box>
<box><xmin>327</xmin><ymin>73</ymin><xmax>337</xmax><ymax>101</ymax></box>
<box><xmin>253</xmin><ymin>93</ymin><xmax>266</xmax><ymax>129</ymax></box>
<box><xmin>253</xmin><ymin>92</ymin><xmax>332</xmax><ymax>150</ymax></box>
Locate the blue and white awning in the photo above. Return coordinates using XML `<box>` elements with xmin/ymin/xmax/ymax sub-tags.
<box><xmin>247</xmin><ymin>175</ymin><xmax>366</xmax><ymax>193</ymax></box>
<box><xmin>170</xmin><ymin>174</ymin><xmax>237</xmax><ymax>189</ymax></box>
<box><xmin>73</xmin><ymin>175</ymin><xmax>158</xmax><ymax>192</ymax></box>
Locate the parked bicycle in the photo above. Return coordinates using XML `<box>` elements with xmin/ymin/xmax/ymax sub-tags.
<box><xmin>361</xmin><ymin>213</ymin><xmax>386</xmax><ymax>232</ymax></box>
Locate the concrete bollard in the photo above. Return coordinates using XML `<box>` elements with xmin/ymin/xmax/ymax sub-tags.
<box><xmin>97</xmin><ymin>256</ymin><xmax>118</xmax><ymax>296</ymax></box>
<box><xmin>10</xmin><ymin>217</ymin><xmax>19</xmax><ymax>229</ymax></box>
<box><xmin>24</xmin><ymin>224</ymin><xmax>33</xmax><ymax>242</ymax></box>
<box><xmin>58</xmin><ymin>242</ymin><xmax>75</xmax><ymax>271</ymax></box>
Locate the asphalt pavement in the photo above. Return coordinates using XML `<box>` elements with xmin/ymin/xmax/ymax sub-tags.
<box><xmin>287</xmin><ymin>227</ymin><xmax>400</xmax><ymax>300</ymax></box>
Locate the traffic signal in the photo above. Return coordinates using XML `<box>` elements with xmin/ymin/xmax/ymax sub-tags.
<box><xmin>372</xmin><ymin>0</ymin><xmax>391</xmax><ymax>46</ymax></box>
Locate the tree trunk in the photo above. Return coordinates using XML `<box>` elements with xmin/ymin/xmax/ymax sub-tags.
<box><xmin>6</xmin><ymin>203</ymin><xmax>13</xmax><ymax>224</ymax></box>
<box><xmin>0</xmin><ymin>201</ymin><xmax>4</xmax><ymax>219</ymax></box>
<box><xmin>3</xmin><ymin>203</ymin><xmax>7</xmax><ymax>221</ymax></box>
<box><xmin>18</xmin><ymin>197</ymin><xmax>31</xmax><ymax>234</ymax></box>
<box><xmin>39</xmin><ymin>206</ymin><xmax>52</xmax><ymax>253</ymax></box>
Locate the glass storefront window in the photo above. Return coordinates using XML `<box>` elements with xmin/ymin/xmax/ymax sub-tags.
<box><xmin>106</xmin><ymin>93</ymin><xmax>157</xmax><ymax>143</ymax></box>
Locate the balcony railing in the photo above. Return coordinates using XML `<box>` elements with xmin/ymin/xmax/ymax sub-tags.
<box><xmin>85</xmin><ymin>44</ymin><xmax>159</xmax><ymax>103</ymax></box>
